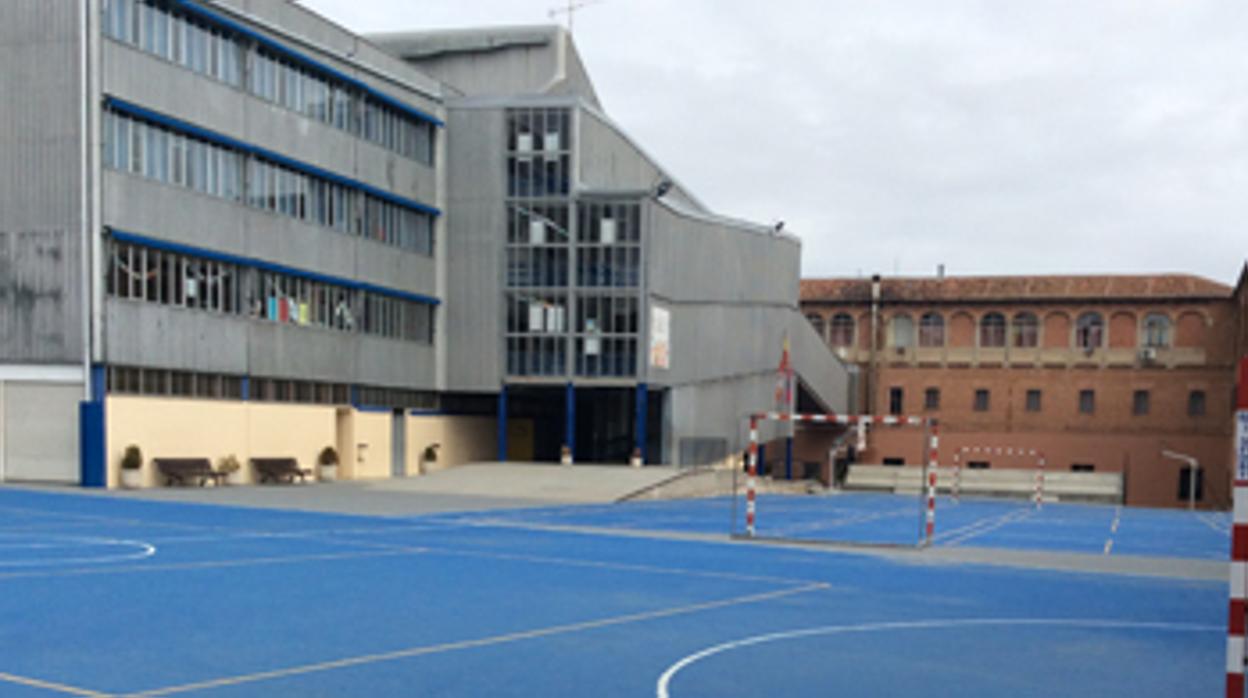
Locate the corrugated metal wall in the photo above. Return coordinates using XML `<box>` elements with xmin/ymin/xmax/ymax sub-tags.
<box><xmin>0</xmin><ymin>0</ymin><xmax>84</xmax><ymax>363</ymax></box>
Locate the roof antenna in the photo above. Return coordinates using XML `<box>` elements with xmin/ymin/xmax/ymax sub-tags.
<box><xmin>548</xmin><ymin>0</ymin><xmax>606</xmax><ymax>34</ymax></box>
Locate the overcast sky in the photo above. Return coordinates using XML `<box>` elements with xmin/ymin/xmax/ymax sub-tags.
<box><xmin>299</xmin><ymin>0</ymin><xmax>1246</xmax><ymax>285</ymax></box>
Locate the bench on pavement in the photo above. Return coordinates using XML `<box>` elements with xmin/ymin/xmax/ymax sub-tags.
<box><xmin>154</xmin><ymin>458</ymin><xmax>223</xmax><ymax>487</ymax></box>
<box><xmin>251</xmin><ymin>457</ymin><xmax>313</xmax><ymax>484</ymax></box>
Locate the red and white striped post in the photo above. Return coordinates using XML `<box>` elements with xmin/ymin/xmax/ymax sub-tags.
<box><xmin>1034</xmin><ymin>453</ymin><xmax>1046</xmax><ymax>509</ymax></box>
<box><xmin>925</xmin><ymin>420</ymin><xmax>939</xmax><ymax>545</ymax></box>
<box><xmin>1227</xmin><ymin>356</ymin><xmax>1248</xmax><ymax>697</ymax></box>
<box><xmin>746</xmin><ymin>415</ymin><xmax>759</xmax><ymax>537</ymax></box>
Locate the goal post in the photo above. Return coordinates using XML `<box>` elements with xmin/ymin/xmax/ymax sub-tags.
<box><xmin>950</xmin><ymin>446</ymin><xmax>1047</xmax><ymax>507</ymax></box>
<box><xmin>742</xmin><ymin>412</ymin><xmax>939</xmax><ymax>548</ymax></box>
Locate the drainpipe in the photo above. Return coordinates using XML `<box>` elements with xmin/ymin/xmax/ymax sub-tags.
<box><xmin>868</xmin><ymin>274</ymin><xmax>881</xmax><ymax>415</ymax></box>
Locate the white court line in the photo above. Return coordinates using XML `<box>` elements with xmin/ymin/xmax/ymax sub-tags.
<box><xmin>122</xmin><ymin>582</ymin><xmax>828</xmax><ymax>697</ymax></box>
<box><xmin>0</xmin><ymin>535</ymin><xmax>155</xmax><ymax>568</ymax></box>
<box><xmin>656</xmin><ymin>617</ymin><xmax>1221</xmax><ymax>698</ymax></box>
<box><xmin>0</xmin><ymin>670</ymin><xmax>111</xmax><ymax>697</ymax></box>
<box><xmin>934</xmin><ymin>508</ymin><xmax>1034</xmax><ymax>547</ymax></box>
<box><xmin>1196</xmin><ymin>511</ymin><xmax>1231</xmax><ymax>534</ymax></box>
<box><xmin>0</xmin><ymin>548</ymin><xmax>423</xmax><ymax>582</ymax></box>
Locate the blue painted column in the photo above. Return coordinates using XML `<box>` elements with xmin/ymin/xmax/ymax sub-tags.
<box><xmin>634</xmin><ymin>383</ymin><xmax>648</xmax><ymax>465</ymax></box>
<box><xmin>79</xmin><ymin>364</ymin><xmax>108</xmax><ymax>488</ymax></box>
<box><xmin>496</xmin><ymin>386</ymin><xmax>508</xmax><ymax>462</ymax></box>
<box><xmin>564</xmin><ymin>382</ymin><xmax>576</xmax><ymax>460</ymax></box>
<box><xmin>241</xmin><ymin>376</ymin><xmax>251</xmax><ymax>401</ymax></box>
<box><xmin>785</xmin><ymin>437</ymin><xmax>794</xmax><ymax>480</ymax></box>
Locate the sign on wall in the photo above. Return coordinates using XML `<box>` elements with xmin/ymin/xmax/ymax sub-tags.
<box><xmin>649</xmin><ymin>305</ymin><xmax>670</xmax><ymax>370</ymax></box>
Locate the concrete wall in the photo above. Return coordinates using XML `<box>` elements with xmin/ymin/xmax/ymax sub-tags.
<box><xmin>406</xmin><ymin>415</ymin><xmax>496</xmax><ymax>474</ymax></box>
<box><xmin>0</xmin><ymin>1</ymin><xmax>85</xmax><ymax>363</ymax></box>
<box><xmin>442</xmin><ymin>107</ymin><xmax>506</xmax><ymax>392</ymax></box>
<box><xmin>1</xmin><ymin>379</ymin><xmax>81</xmax><ymax>483</ymax></box>
<box><xmin>865</xmin><ymin>428</ymin><xmax>1231</xmax><ymax>509</ymax></box>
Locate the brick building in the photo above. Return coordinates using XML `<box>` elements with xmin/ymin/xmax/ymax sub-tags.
<box><xmin>800</xmin><ymin>267</ymin><xmax>1248</xmax><ymax>509</ymax></box>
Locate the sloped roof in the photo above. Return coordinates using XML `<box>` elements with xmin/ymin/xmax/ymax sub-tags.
<box><xmin>800</xmin><ymin>274</ymin><xmax>1233</xmax><ymax>304</ymax></box>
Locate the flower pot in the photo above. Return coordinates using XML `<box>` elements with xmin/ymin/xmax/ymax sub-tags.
<box><xmin>120</xmin><ymin>468</ymin><xmax>142</xmax><ymax>489</ymax></box>
<box><xmin>319</xmin><ymin>463</ymin><xmax>338</xmax><ymax>482</ymax></box>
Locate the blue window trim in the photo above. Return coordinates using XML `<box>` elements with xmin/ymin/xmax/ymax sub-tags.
<box><xmin>105</xmin><ymin>96</ymin><xmax>441</xmax><ymax>218</ymax></box>
<box><xmin>173</xmin><ymin>0</ymin><xmax>444</xmax><ymax>129</ymax></box>
<box><xmin>107</xmin><ymin>227</ymin><xmax>441</xmax><ymax>306</ymax></box>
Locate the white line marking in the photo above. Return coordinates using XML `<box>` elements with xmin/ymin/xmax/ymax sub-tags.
<box><xmin>937</xmin><ymin>509</ymin><xmax>1035</xmax><ymax>547</ymax></box>
<box><xmin>0</xmin><ymin>534</ymin><xmax>155</xmax><ymax>567</ymax></box>
<box><xmin>124</xmin><ymin>583</ymin><xmax>828</xmax><ymax>697</ymax></box>
<box><xmin>0</xmin><ymin>670</ymin><xmax>112</xmax><ymax>697</ymax></box>
<box><xmin>1103</xmin><ymin>539</ymin><xmax>1114</xmax><ymax>555</ymax></box>
<box><xmin>656</xmin><ymin>617</ymin><xmax>1220</xmax><ymax>698</ymax></box>
<box><xmin>0</xmin><ymin>548</ymin><xmax>422</xmax><ymax>582</ymax></box>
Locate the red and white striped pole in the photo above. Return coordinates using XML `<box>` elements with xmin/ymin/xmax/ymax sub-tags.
<box><xmin>746</xmin><ymin>415</ymin><xmax>759</xmax><ymax>538</ymax></box>
<box><xmin>1227</xmin><ymin>355</ymin><xmax>1248</xmax><ymax>697</ymax></box>
<box><xmin>924</xmin><ymin>419</ymin><xmax>939</xmax><ymax>545</ymax></box>
<box><xmin>1035</xmin><ymin>453</ymin><xmax>1046</xmax><ymax>509</ymax></box>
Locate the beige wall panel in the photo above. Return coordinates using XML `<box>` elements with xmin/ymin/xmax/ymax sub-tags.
<box><xmin>349</xmin><ymin>411</ymin><xmax>392</xmax><ymax>480</ymax></box>
<box><xmin>405</xmin><ymin>416</ymin><xmax>497</xmax><ymax>475</ymax></box>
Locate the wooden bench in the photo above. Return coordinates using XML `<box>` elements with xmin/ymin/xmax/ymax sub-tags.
<box><xmin>154</xmin><ymin>458</ymin><xmax>223</xmax><ymax>487</ymax></box>
<box><xmin>251</xmin><ymin>457</ymin><xmax>312</xmax><ymax>484</ymax></box>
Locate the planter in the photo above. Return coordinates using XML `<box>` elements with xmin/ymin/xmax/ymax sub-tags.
<box><xmin>319</xmin><ymin>463</ymin><xmax>338</xmax><ymax>482</ymax></box>
<box><xmin>120</xmin><ymin>468</ymin><xmax>142</xmax><ymax>489</ymax></box>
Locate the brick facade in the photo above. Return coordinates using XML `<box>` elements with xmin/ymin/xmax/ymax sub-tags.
<box><xmin>800</xmin><ymin>270</ymin><xmax>1248</xmax><ymax>509</ymax></box>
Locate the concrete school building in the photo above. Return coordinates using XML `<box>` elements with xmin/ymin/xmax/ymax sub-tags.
<box><xmin>799</xmin><ymin>269</ymin><xmax>1248</xmax><ymax>509</ymax></box>
<box><xmin>0</xmin><ymin>1</ymin><xmax>846</xmax><ymax>487</ymax></box>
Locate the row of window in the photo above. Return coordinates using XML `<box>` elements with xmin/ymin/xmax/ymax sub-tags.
<box><xmin>504</xmin><ymin>247</ymin><xmax>641</xmax><ymax>289</ymax></box>
<box><xmin>103</xmin><ymin>109</ymin><xmax>434</xmax><ymax>255</ymax></box>
<box><xmin>811</xmin><ymin>311</ymin><xmax>1180</xmax><ymax>350</ymax></box>
<box><xmin>504</xmin><ymin>337</ymin><xmax>639</xmax><ymax>378</ymax></box>
<box><xmin>890</xmin><ymin>386</ymin><xmax>1208</xmax><ymax>417</ymax></box>
<box><xmin>505</xmin><ymin>203</ymin><xmax>644</xmax><ymax>245</ymax></box>
<box><xmin>506</xmin><ymin>108</ymin><xmax>572</xmax><ymax>154</ymax></box>
<box><xmin>504</xmin><ymin>294</ymin><xmax>640</xmax><ymax>336</ymax></box>
<box><xmin>102</xmin><ymin>0</ymin><xmax>436</xmax><ymax>163</ymax></box>
<box><xmin>106</xmin><ymin>365</ymin><xmax>437</xmax><ymax>409</ymax></box>
<box><xmin>106</xmin><ymin>238</ymin><xmax>435</xmax><ymax>344</ymax></box>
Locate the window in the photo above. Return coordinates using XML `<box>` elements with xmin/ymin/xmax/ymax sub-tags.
<box><xmin>1012</xmin><ymin>313</ymin><xmax>1039</xmax><ymax>348</ymax></box>
<box><xmin>882</xmin><ymin>457</ymin><xmax>905</xmax><ymax>467</ymax></box>
<box><xmin>890</xmin><ymin>314</ymin><xmax>914</xmax><ymax>348</ymax></box>
<box><xmin>1026</xmin><ymin>389</ymin><xmax>1042</xmax><ymax>412</ymax></box>
<box><xmin>918</xmin><ymin>313</ymin><xmax>944</xmax><ymax>347</ymax></box>
<box><xmin>1178</xmin><ymin>466</ymin><xmax>1204</xmax><ymax>502</ymax></box>
<box><xmin>1071</xmin><ymin>464</ymin><xmax>1095</xmax><ymax>473</ymax></box>
<box><xmin>1188</xmin><ymin>390</ymin><xmax>1206</xmax><ymax>416</ymax></box>
<box><xmin>1078</xmin><ymin>389</ymin><xmax>1095</xmax><ymax>414</ymax></box>
<box><xmin>974</xmin><ymin>389</ymin><xmax>990</xmax><ymax>412</ymax></box>
<box><xmin>1143</xmin><ymin>313</ymin><xmax>1171</xmax><ymax>348</ymax></box>
<box><xmin>967</xmin><ymin>461</ymin><xmax>991</xmax><ymax>470</ymax></box>
<box><xmin>924</xmin><ymin>387</ymin><xmax>940</xmax><ymax>410</ymax></box>
<box><xmin>1075</xmin><ymin>312</ymin><xmax>1104</xmax><ymax>350</ymax></box>
<box><xmin>829</xmin><ymin>313</ymin><xmax>855</xmax><ymax>347</ymax></box>
<box><xmin>979</xmin><ymin>312</ymin><xmax>1006</xmax><ymax>348</ymax></box>
<box><xmin>889</xmin><ymin>387</ymin><xmax>904</xmax><ymax>415</ymax></box>
<box><xmin>1132</xmin><ymin>390</ymin><xmax>1150</xmax><ymax>416</ymax></box>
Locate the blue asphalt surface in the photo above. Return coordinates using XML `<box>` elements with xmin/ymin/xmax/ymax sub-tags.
<box><xmin>447</xmin><ymin>492</ymin><xmax>1231</xmax><ymax>559</ymax></box>
<box><xmin>0</xmin><ymin>487</ymin><xmax>1227</xmax><ymax>697</ymax></box>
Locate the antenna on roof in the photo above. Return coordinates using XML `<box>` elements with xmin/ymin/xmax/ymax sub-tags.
<box><xmin>548</xmin><ymin>0</ymin><xmax>606</xmax><ymax>34</ymax></box>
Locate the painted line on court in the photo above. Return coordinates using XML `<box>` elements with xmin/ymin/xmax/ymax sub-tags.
<box><xmin>122</xmin><ymin>582</ymin><xmax>828</xmax><ymax>697</ymax></box>
<box><xmin>656</xmin><ymin>617</ymin><xmax>1221</xmax><ymax>698</ymax></box>
<box><xmin>936</xmin><ymin>508</ymin><xmax>1035</xmax><ymax>547</ymax></box>
<box><xmin>0</xmin><ymin>548</ymin><xmax>423</xmax><ymax>582</ymax></box>
<box><xmin>0</xmin><ymin>534</ymin><xmax>155</xmax><ymax>569</ymax></box>
<box><xmin>0</xmin><ymin>670</ymin><xmax>112</xmax><ymax>697</ymax></box>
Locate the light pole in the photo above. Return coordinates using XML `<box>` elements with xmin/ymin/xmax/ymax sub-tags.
<box><xmin>1161</xmin><ymin>449</ymin><xmax>1200</xmax><ymax>511</ymax></box>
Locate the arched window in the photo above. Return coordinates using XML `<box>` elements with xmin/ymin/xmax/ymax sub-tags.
<box><xmin>918</xmin><ymin>313</ymin><xmax>944</xmax><ymax>347</ymax></box>
<box><xmin>805</xmin><ymin>313</ymin><xmax>826</xmax><ymax>341</ymax></box>
<box><xmin>1143</xmin><ymin>313</ymin><xmax>1171</xmax><ymax>348</ymax></box>
<box><xmin>979</xmin><ymin>313</ymin><xmax>1006</xmax><ymax>347</ymax></box>
<box><xmin>829</xmin><ymin>313</ymin><xmax>855</xmax><ymax>347</ymax></box>
<box><xmin>1012</xmin><ymin>312</ymin><xmax>1038</xmax><ymax>347</ymax></box>
<box><xmin>891</xmin><ymin>314</ymin><xmax>914</xmax><ymax>348</ymax></box>
<box><xmin>1076</xmin><ymin>312</ymin><xmax>1104</xmax><ymax>350</ymax></box>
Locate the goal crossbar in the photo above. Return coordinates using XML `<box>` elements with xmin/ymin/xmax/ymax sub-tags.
<box><xmin>950</xmin><ymin>446</ymin><xmax>1047</xmax><ymax>507</ymax></box>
